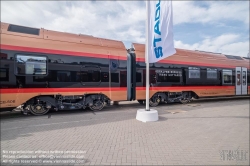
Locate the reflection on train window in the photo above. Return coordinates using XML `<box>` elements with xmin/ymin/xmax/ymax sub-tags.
<box><xmin>79</xmin><ymin>70</ymin><xmax>100</xmax><ymax>82</ymax></box>
<box><xmin>242</xmin><ymin>71</ymin><xmax>246</xmax><ymax>85</ymax></box>
<box><xmin>223</xmin><ymin>70</ymin><xmax>232</xmax><ymax>84</ymax></box>
<box><xmin>120</xmin><ymin>72</ymin><xmax>127</xmax><ymax>87</ymax></box>
<box><xmin>157</xmin><ymin>74</ymin><xmax>167</xmax><ymax>82</ymax></box>
<box><xmin>156</xmin><ymin>69</ymin><xmax>182</xmax><ymax>82</ymax></box>
<box><xmin>57</xmin><ymin>71</ymin><xmax>71</xmax><ymax>82</ymax></box>
<box><xmin>78</xmin><ymin>71</ymin><xmax>88</xmax><ymax>82</ymax></box>
<box><xmin>101</xmin><ymin>72</ymin><xmax>109</xmax><ymax>82</ymax></box>
<box><xmin>111</xmin><ymin>73</ymin><xmax>119</xmax><ymax>83</ymax></box>
<box><xmin>237</xmin><ymin>71</ymin><xmax>241</xmax><ymax>85</ymax></box>
<box><xmin>188</xmin><ymin>67</ymin><xmax>200</xmax><ymax>78</ymax></box>
<box><xmin>248</xmin><ymin>71</ymin><xmax>250</xmax><ymax>84</ymax></box>
<box><xmin>37</xmin><ymin>70</ymin><xmax>104</xmax><ymax>82</ymax></box>
<box><xmin>157</xmin><ymin>73</ymin><xmax>181</xmax><ymax>82</ymax></box>
<box><xmin>34</xmin><ymin>70</ymin><xmax>63</xmax><ymax>82</ymax></box>
<box><xmin>0</xmin><ymin>68</ymin><xmax>9</xmax><ymax>81</ymax></box>
<box><xmin>136</xmin><ymin>72</ymin><xmax>142</xmax><ymax>82</ymax></box>
<box><xmin>91</xmin><ymin>71</ymin><xmax>100</xmax><ymax>82</ymax></box>
<box><xmin>34</xmin><ymin>75</ymin><xmax>48</xmax><ymax>82</ymax></box>
<box><xmin>207</xmin><ymin>68</ymin><xmax>217</xmax><ymax>79</ymax></box>
<box><xmin>0</xmin><ymin>53</ymin><xmax>8</xmax><ymax>59</ymax></box>
<box><xmin>15</xmin><ymin>54</ymin><xmax>47</xmax><ymax>76</ymax></box>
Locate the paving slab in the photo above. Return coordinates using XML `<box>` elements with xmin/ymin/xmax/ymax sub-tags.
<box><xmin>1</xmin><ymin>98</ymin><xmax>249</xmax><ymax>165</ymax></box>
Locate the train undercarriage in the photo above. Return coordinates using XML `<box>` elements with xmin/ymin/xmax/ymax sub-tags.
<box><xmin>16</xmin><ymin>91</ymin><xmax>196</xmax><ymax>115</ymax></box>
<box><xmin>20</xmin><ymin>94</ymin><xmax>111</xmax><ymax>115</ymax></box>
<box><xmin>138</xmin><ymin>91</ymin><xmax>196</xmax><ymax>107</ymax></box>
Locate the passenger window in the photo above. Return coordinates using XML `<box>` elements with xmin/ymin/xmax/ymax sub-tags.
<box><xmin>188</xmin><ymin>67</ymin><xmax>200</xmax><ymax>78</ymax></box>
<box><xmin>0</xmin><ymin>68</ymin><xmax>9</xmax><ymax>81</ymax></box>
<box><xmin>156</xmin><ymin>69</ymin><xmax>182</xmax><ymax>82</ymax></box>
<box><xmin>111</xmin><ymin>73</ymin><xmax>119</xmax><ymax>83</ymax></box>
<box><xmin>207</xmin><ymin>68</ymin><xmax>217</xmax><ymax>79</ymax></box>
<box><xmin>1</xmin><ymin>53</ymin><xmax>8</xmax><ymax>59</ymax></box>
<box><xmin>34</xmin><ymin>70</ymin><xmax>72</xmax><ymax>82</ymax></box>
<box><xmin>79</xmin><ymin>70</ymin><xmax>100</xmax><ymax>82</ymax></box>
<box><xmin>157</xmin><ymin>73</ymin><xmax>167</xmax><ymax>82</ymax></box>
<box><xmin>101</xmin><ymin>72</ymin><xmax>109</xmax><ymax>82</ymax></box>
<box><xmin>136</xmin><ymin>72</ymin><xmax>142</xmax><ymax>82</ymax></box>
<box><xmin>91</xmin><ymin>70</ymin><xmax>100</xmax><ymax>82</ymax></box>
<box><xmin>157</xmin><ymin>73</ymin><xmax>181</xmax><ymax>82</ymax></box>
<box><xmin>15</xmin><ymin>54</ymin><xmax>47</xmax><ymax>76</ymax></box>
<box><xmin>223</xmin><ymin>70</ymin><xmax>232</xmax><ymax>84</ymax></box>
<box><xmin>237</xmin><ymin>71</ymin><xmax>241</xmax><ymax>85</ymax></box>
<box><xmin>33</xmin><ymin>75</ymin><xmax>48</xmax><ymax>82</ymax></box>
<box><xmin>57</xmin><ymin>71</ymin><xmax>71</xmax><ymax>82</ymax></box>
<box><xmin>242</xmin><ymin>71</ymin><xmax>246</xmax><ymax>85</ymax></box>
<box><xmin>151</xmin><ymin>74</ymin><xmax>157</xmax><ymax>83</ymax></box>
<box><xmin>78</xmin><ymin>71</ymin><xmax>88</xmax><ymax>82</ymax></box>
<box><xmin>248</xmin><ymin>71</ymin><xmax>250</xmax><ymax>84</ymax></box>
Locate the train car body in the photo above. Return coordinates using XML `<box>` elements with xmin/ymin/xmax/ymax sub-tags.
<box><xmin>0</xmin><ymin>22</ymin><xmax>249</xmax><ymax>115</ymax></box>
<box><xmin>0</xmin><ymin>22</ymin><xmax>131</xmax><ymax>115</ymax></box>
<box><xmin>130</xmin><ymin>43</ymin><xmax>250</xmax><ymax>106</ymax></box>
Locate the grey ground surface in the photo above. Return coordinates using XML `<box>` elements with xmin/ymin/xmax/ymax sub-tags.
<box><xmin>1</xmin><ymin>98</ymin><xmax>249</xmax><ymax>165</ymax></box>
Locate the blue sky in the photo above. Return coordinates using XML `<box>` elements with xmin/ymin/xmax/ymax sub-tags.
<box><xmin>1</xmin><ymin>1</ymin><xmax>249</xmax><ymax>57</ymax></box>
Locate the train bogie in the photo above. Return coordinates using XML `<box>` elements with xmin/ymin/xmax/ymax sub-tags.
<box><xmin>20</xmin><ymin>94</ymin><xmax>110</xmax><ymax>115</ymax></box>
<box><xmin>137</xmin><ymin>91</ymin><xmax>195</xmax><ymax>107</ymax></box>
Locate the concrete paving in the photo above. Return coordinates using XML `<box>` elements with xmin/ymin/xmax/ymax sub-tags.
<box><xmin>1</xmin><ymin>98</ymin><xmax>249</xmax><ymax>165</ymax></box>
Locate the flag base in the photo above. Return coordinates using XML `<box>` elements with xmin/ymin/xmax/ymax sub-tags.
<box><xmin>136</xmin><ymin>109</ymin><xmax>158</xmax><ymax>122</ymax></box>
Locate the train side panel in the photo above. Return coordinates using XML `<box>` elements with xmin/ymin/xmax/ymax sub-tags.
<box><xmin>132</xmin><ymin>43</ymin><xmax>250</xmax><ymax>102</ymax></box>
<box><xmin>0</xmin><ymin>22</ymin><xmax>128</xmax><ymax>111</ymax></box>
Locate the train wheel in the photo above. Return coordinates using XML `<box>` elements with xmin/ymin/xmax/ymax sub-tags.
<box><xmin>180</xmin><ymin>99</ymin><xmax>190</xmax><ymax>104</ymax></box>
<box><xmin>149</xmin><ymin>97</ymin><xmax>160</xmax><ymax>107</ymax></box>
<box><xmin>138</xmin><ymin>100</ymin><xmax>145</xmax><ymax>105</ymax></box>
<box><xmin>138</xmin><ymin>96</ymin><xmax>160</xmax><ymax>107</ymax></box>
<box><xmin>89</xmin><ymin>100</ymin><xmax>104</xmax><ymax>111</ymax></box>
<box><xmin>149</xmin><ymin>99</ymin><xmax>160</xmax><ymax>107</ymax></box>
<box><xmin>30</xmin><ymin>104</ymin><xmax>50</xmax><ymax>116</ymax></box>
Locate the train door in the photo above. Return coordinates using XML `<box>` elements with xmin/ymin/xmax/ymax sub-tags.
<box><xmin>127</xmin><ymin>53</ymin><xmax>136</xmax><ymax>101</ymax></box>
<box><xmin>235</xmin><ymin>67</ymin><xmax>247</xmax><ymax>95</ymax></box>
<box><xmin>242</xmin><ymin>67</ymin><xmax>247</xmax><ymax>95</ymax></box>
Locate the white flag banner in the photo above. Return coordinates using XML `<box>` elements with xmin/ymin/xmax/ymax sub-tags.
<box><xmin>147</xmin><ymin>0</ymin><xmax>176</xmax><ymax>63</ymax></box>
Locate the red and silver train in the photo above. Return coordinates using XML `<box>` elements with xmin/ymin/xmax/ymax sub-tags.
<box><xmin>0</xmin><ymin>22</ymin><xmax>249</xmax><ymax>115</ymax></box>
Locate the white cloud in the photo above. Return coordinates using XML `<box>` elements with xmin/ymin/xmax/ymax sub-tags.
<box><xmin>1</xmin><ymin>1</ymin><xmax>145</xmax><ymax>43</ymax></box>
<box><xmin>172</xmin><ymin>1</ymin><xmax>249</xmax><ymax>25</ymax></box>
<box><xmin>1</xmin><ymin>1</ymin><xmax>249</xmax><ymax>57</ymax></box>
<box><xmin>174</xmin><ymin>34</ymin><xmax>249</xmax><ymax>57</ymax></box>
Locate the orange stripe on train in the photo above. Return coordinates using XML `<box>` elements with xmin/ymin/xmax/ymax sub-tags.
<box><xmin>0</xmin><ymin>86</ymin><xmax>243</xmax><ymax>94</ymax></box>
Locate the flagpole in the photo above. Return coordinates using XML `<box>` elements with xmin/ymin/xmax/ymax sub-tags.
<box><xmin>145</xmin><ymin>0</ymin><xmax>150</xmax><ymax>111</ymax></box>
<box><xmin>136</xmin><ymin>0</ymin><xmax>159</xmax><ymax>122</ymax></box>
<box><xmin>137</xmin><ymin>0</ymin><xmax>175</xmax><ymax>122</ymax></box>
